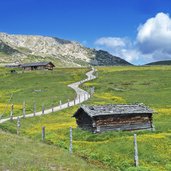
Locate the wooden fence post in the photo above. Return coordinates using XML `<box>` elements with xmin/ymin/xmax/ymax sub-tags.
<box><xmin>90</xmin><ymin>87</ymin><xmax>95</xmax><ymax>96</ymax></box>
<box><xmin>69</xmin><ymin>127</ymin><xmax>72</xmax><ymax>154</ymax></box>
<box><xmin>10</xmin><ymin>104</ymin><xmax>14</xmax><ymax>121</ymax></box>
<box><xmin>152</xmin><ymin>124</ymin><xmax>155</xmax><ymax>131</ymax></box>
<box><xmin>52</xmin><ymin>103</ymin><xmax>54</xmax><ymax>112</ymax></box>
<box><xmin>134</xmin><ymin>134</ymin><xmax>139</xmax><ymax>167</ymax></box>
<box><xmin>33</xmin><ymin>102</ymin><xmax>36</xmax><ymax>116</ymax></box>
<box><xmin>17</xmin><ymin>117</ymin><xmax>20</xmax><ymax>135</ymax></box>
<box><xmin>59</xmin><ymin>100</ymin><xmax>62</xmax><ymax>109</ymax></box>
<box><xmin>42</xmin><ymin>126</ymin><xmax>45</xmax><ymax>141</ymax></box>
<box><xmin>42</xmin><ymin>104</ymin><xmax>44</xmax><ymax>114</ymax></box>
<box><xmin>96</xmin><ymin>71</ymin><xmax>98</xmax><ymax>78</ymax></box>
<box><xmin>68</xmin><ymin>99</ymin><xmax>70</xmax><ymax>107</ymax></box>
<box><xmin>23</xmin><ymin>101</ymin><xmax>26</xmax><ymax>118</ymax></box>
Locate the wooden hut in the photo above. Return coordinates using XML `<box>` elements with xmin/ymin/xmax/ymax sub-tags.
<box><xmin>5</xmin><ymin>64</ymin><xmax>21</xmax><ymax>68</ymax></box>
<box><xmin>73</xmin><ymin>104</ymin><xmax>154</xmax><ymax>133</ymax></box>
<box><xmin>21</xmin><ymin>62</ymin><xmax>55</xmax><ymax>71</ymax></box>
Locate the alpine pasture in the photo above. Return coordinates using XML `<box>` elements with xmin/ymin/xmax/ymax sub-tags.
<box><xmin>0</xmin><ymin>66</ymin><xmax>171</xmax><ymax>171</ymax></box>
<box><xmin>0</xmin><ymin>67</ymin><xmax>88</xmax><ymax>119</ymax></box>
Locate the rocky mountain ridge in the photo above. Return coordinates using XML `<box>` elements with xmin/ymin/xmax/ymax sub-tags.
<box><xmin>0</xmin><ymin>32</ymin><xmax>131</xmax><ymax>66</ymax></box>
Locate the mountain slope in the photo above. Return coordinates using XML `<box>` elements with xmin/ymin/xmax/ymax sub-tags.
<box><xmin>146</xmin><ymin>60</ymin><xmax>171</xmax><ymax>65</ymax></box>
<box><xmin>0</xmin><ymin>32</ymin><xmax>132</xmax><ymax>66</ymax></box>
<box><xmin>92</xmin><ymin>50</ymin><xmax>131</xmax><ymax>66</ymax></box>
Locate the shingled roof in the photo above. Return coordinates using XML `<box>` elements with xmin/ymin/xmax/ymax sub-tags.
<box><xmin>74</xmin><ymin>104</ymin><xmax>154</xmax><ymax>118</ymax></box>
<box><xmin>21</xmin><ymin>62</ymin><xmax>55</xmax><ymax>67</ymax></box>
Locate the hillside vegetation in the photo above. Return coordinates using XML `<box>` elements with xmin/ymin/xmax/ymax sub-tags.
<box><xmin>146</xmin><ymin>60</ymin><xmax>171</xmax><ymax>66</ymax></box>
<box><xmin>0</xmin><ymin>130</ymin><xmax>102</xmax><ymax>171</ymax></box>
<box><xmin>1</xmin><ymin>66</ymin><xmax>171</xmax><ymax>171</ymax></box>
<box><xmin>0</xmin><ymin>67</ymin><xmax>88</xmax><ymax>119</ymax></box>
<box><xmin>0</xmin><ymin>32</ymin><xmax>131</xmax><ymax>67</ymax></box>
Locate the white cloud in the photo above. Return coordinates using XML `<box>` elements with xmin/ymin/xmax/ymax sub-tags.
<box><xmin>137</xmin><ymin>12</ymin><xmax>171</xmax><ymax>55</ymax></box>
<box><xmin>95</xmin><ymin>36</ymin><xmax>138</xmax><ymax>63</ymax></box>
<box><xmin>94</xmin><ymin>12</ymin><xmax>171</xmax><ymax>65</ymax></box>
<box><xmin>95</xmin><ymin>37</ymin><xmax>127</xmax><ymax>48</ymax></box>
<box><xmin>120</xmin><ymin>49</ymin><xmax>140</xmax><ymax>63</ymax></box>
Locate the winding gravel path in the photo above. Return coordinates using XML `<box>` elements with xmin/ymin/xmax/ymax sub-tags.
<box><xmin>0</xmin><ymin>68</ymin><xmax>96</xmax><ymax>124</ymax></box>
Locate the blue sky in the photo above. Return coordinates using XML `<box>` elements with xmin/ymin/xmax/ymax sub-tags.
<box><xmin>1</xmin><ymin>0</ymin><xmax>171</xmax><ymax>64</ymax></box>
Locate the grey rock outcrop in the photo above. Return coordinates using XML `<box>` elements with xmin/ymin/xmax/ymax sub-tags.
<box><xmin>0</xmin><ymin>32</ymin><xmax>132</xmax><ymax>66</ymax></box>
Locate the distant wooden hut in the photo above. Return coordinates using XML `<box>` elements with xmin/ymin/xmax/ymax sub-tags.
<box><xmin>5</xmin><ymin>64</ymin><xmax>21</xmax><ymax>68</ymax></box>
<box><xmin>21</xmin><ymin>62</ymin><xmax>55</xmax><ymax>71</ymax></box>
<box><xmin>73</xmin><ymin>104</ymin><xmax>154</xmax><ymax>133</ymax></box>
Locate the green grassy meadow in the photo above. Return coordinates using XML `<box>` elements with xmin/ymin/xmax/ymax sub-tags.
<box><xmin>0</xmin><ymin>129</ymin><xmax>102</xmax><ymax>171</ymax></box>
<box><xmin>1</xmin><ymin>66</ymin><xmax>171</xmax><ymax>171</ymax></box>
<box><xmin>0</xmin><ymin>67</ymin><xmax>88</xmax><ymax>118</ymax></box>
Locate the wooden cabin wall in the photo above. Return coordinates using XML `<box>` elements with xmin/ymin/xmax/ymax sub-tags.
<box><xmin>75</xmin><ymin>111</ymin><xmax>94</xmax><ymax>131</ymax></box>
<box><xmin>45</xmin><ymin>64</ymin><xmax>53</xmax><ymax>70</ymax></box>
<box><xmin>37</xmin><ymin>66</ymin><xmax>45</xmax><ymax>70</ymax></box>
<box><xmin>94</xmin><ymin>113</ymin><xmax>152</xmax><ymax>132</ymax></box>
<box><xmin>24</xmin><ymin>67</ymin><xmax>32</xmax><ymax>71</ymax></box>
